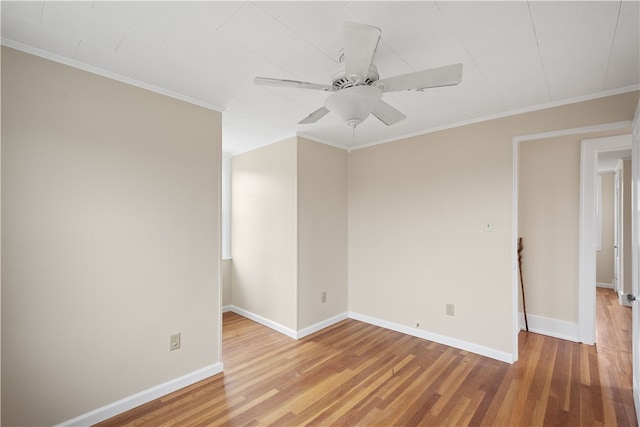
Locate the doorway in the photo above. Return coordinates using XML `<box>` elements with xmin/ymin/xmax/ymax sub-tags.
<box><xmin>579</xmin><ymin>134</ymin><xmax>632</xmax><ymax>344</ymax></box>
<box><xmin>581</xmin><ymin>132</ymin><xmax>640</xmax><ymax>427</ymax></box>
<box><xmin>511</xmin><ymin>122</ymin><xmax>633</xmax><ymax>361</ymax></box>
<box><xmin>595</xmin><ymin>152</ymin><xmax>630</xmax><ymax>304</ymax></box>
<box><xmin>594</xmin><ymin>151</ymin><xmax>632</xmax><ymax>374</ymax></box>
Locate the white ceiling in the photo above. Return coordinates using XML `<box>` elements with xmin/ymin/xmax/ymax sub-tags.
<box><xmin>2</xmin><ymin>1</ymin><xmax>639</xmax><ymax>154</ymax></box>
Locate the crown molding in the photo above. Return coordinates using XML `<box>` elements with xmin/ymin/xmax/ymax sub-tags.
<box><xmin>1</xmin><ymin>38</ymin><xmax>225</xmax><ymax>113</ymax></box>
<box><xmin>351</xmin><ymin>85</ymin><xmax>640</xmax><ymax>151</ymax></box>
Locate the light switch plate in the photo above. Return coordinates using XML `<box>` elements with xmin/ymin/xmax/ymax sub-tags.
<box><xmin>170</xmin><ymin>333</ymin><xmax>181</xmax><ymax>351</ymax></box>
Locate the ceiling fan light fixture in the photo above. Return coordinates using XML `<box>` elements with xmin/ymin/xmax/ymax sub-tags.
<box><xmin>324</xmin><ymin>85</ymin><xmax>383</xmax><ymax>129</ymax></box>
<box><xmin>255</xmin><ymin>22</ymin><xmax>462</xmax><ymax>130</ymax></box>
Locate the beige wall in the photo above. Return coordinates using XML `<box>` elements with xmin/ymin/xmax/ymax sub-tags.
<box><xmin>1</xmin><ymin>47</ymin><xmax>222</xmax><ymax>426</ymax></box>
<box><xmin>231</xmin><ymin>138</ymin><xmax>298</xmax><ymax>330</ymax></box>
<box><xmin>623</xmin><ymin>159</ymin><xmax>633</xmax><ymax>296</ymax></box>
<box><xmin>519</xmin><ymin>135</ymin><xmax>580</xmax><ymax>322</ymax></box>
<box><xmin>230</xmin><ymin>136</ymin><xmax>349</xmax><ymax>331</ymax></box>
<box><xmin>349</xmin><ymin>91</ymin><xmax>638</xmax><ymax>354</ymax></box>
<box><xmin>597</xmin><ymin>172</ymin><xmax>615</xmax><ymax>285</ymax></box>
<box><xmin>297</xmin><ymin>137</ymin><xmax>348</xmax><ymax>329</ymax></box>
<box><xmin>349</xmin><ymin>124</ymin><xmax>513</xmax><ymax>353</ymax></box>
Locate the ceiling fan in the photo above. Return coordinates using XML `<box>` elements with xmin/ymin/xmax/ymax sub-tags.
<box><xmin>255</xmin><ymin>22</ymin><xmax>463</xmax><ymax>131</ymax></box>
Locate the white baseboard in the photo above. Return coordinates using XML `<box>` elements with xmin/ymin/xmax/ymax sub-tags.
<box><xmin>55</xmin><ymin>362</ymin><xmax>223</xmax><ymax>427</ymax></box>
<box><xmin>228</xmin><ymin>307</ymin><xmax>513</xmax><ymax>363</ymax></box>
<box><xmin>519</xmin><ymin>312</ymin><xmax>579</xmax><ymax>342</ymax></box>
<box><xmin>297</xmin><ymin>312</ymin><xmax>349</xmax><ymax>339</ymax></box>
<box><xmin>596</xmin><ymin>282</ymin><xmax>614</xmax><ymax>289</ymax></box>
<box><xmin>57</xmin><ymin>308</ymin><xmax>348</xmax><ymax>426</ymax></box>
<box><xmin>348</xmin><ymin>311</ymin><xmax>513</xmax><ymax>364</ymax></box>
<box><xmin>58</xmin><ymin>308</ymin><xmax>524</xmax><ymax>426</ymax></box>
<box><xmin>227</xmin><ymin>305</ymin><xmax>298</xmax><ymax>339</ymax></box>
<box><xmin>227</xmin><ymin>305</ymin><xmax>348</xmax><ymax>340</ymax></box>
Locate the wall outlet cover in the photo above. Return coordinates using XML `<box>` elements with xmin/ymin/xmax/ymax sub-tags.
<box><xmin>446</xmin><ymin>304</ymin><xmax>455</xmax><ymax>316</ymax></box>
<box><xmin>170</xmin><ymin>333</ymin><xmax>181</xmax><ymax>351</ymax></box>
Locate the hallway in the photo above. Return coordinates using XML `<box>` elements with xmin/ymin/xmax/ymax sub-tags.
<box><xmin>595</xmin><ymin>287</ymin><xmax>635</xmax><ymax>424</ymax></box>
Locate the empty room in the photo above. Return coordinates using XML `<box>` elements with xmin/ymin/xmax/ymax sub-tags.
<box><xmin>2</xmin><ymin>1</ymin><xmax>640</xmax><ymax>426</ymax></box>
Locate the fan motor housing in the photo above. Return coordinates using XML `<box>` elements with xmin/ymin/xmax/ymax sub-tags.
<box><xmin>332</xmin><ymin>51</ymin><xmax>379</xmax><ymax>90</ymax></box>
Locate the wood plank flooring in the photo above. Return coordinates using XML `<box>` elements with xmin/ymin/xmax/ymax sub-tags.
<box><xmin>96</xmin><ymin>288</ymin><xmax>636</xmax><ymax>426</ymax></box>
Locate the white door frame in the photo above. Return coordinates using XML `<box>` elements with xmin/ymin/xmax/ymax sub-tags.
<box><xmin>614</xmin><ymin>164</ymin><xmax>622</xmax><ymax>296</ymax></box>
<box><xmin>579</xmin><ymin>134</ymin><xmax>632</xmax><ymax>344</ymax></box>
<box><xmin>511</xmin><ymin>120</ymin><xmax>632</xmax><ymax>361</ymax></box>
<box><xmin>631</xmin><ymin>102</ymin><xmax>640</xmax><ymax>426</ymax></box>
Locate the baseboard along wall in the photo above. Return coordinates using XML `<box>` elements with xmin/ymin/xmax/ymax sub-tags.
<box><xmin>349</xmin><ymin>311</ymin><xmax>513</xmax><ymax>364</ymax></box>
<box><xmin>226</xmin><ymin>305</ymin><xmax>513</xmax><ymax>363</ymax></box>
<box><xmin>519</xmin><ymin>312</ymin><xmax>579</xmax><ymax>342</ymax></box>
<box><xmin>226</xmin><ymin>305</ymin><xmax>298</xmax><ymax>338</ymax></box>
<box><xmin>596</xmin><ymin>282</ymin><xmax>614</xmax><ymax>289</ymax></box>
<box><xmin>61</xmin><ymin>305</ymin><xmax>530</xmax><ymax>426</ymax></box>
<box><xmin>55</xmin><ymin>363</ymin><xmax>224</xmax><ymax>427</ymax></box>
<box><xmin>224</xmin><ymin>305</ymin><xmax>348</xmax><ymax>339</ymax></box>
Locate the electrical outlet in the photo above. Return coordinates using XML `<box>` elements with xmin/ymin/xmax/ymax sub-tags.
<box><xmin>446</xmin><ymin>304</ymin><xmax>455</xmax><ymax>316</ymax></box>
<box><xmin>170</xmin><ymin>333</ymin><xmax>181</xmax><ymax>351</ymax></box>
<box><xmin>321</xmin><ymin>291</ymin><xmax>327</xmax><ymax>303</ymax></box>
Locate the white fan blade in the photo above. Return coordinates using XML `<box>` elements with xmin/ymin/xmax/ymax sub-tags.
<box><xmin>377</xmin><ymin>63</ymin><xmax>463</xmax><ymax>92</ymax></box>
<box><xmin>343</xmin><ymin>22</ymin><xmax>381</xmax><ymax>83</ymax></box>
<box><xmin>372</xmin><ymin>100</ymin><xmax>406</xmax><ymax>126</ymax></box>
<box><xmin>255</xmin><ymin>77</ymin><xmax>335</xmax><ymax>92</ymax></box>
<box><xmin>299</xmin><ymin>107</ymin><xmax>330</xmax><ymax>124</ymax></box>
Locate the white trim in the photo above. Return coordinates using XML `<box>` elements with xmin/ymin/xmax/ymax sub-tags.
<box><xmin>227</xmin><ymin>305</ymin><xmax>348</xmax><ymax>339</ymax></box>
<box><xmin>632</xmin><ymin>99</ymin><xmax>640</xmax><ymax>427</ymax></box>
<box><xmin>596</xmin><ymin>174</ymin><xmax>603</xmax><ymax>250</ymax></box>
<box><xmin>352</xmin><ymin>87</ymin><xmax>639</xmax><ymax>152</ymax></box>
<box><xmin>221</xmin><ymin>152</ymin><xmax>232</xmax><ymax>260</ymax></box>
<box><xmin>580</xmin><ymin>138</ymin><xmax>598</xmax><ymax>344</ymax></box>
<box><xmin>511</xmin><ymin>134</ymin><xmax>520</xmax><ymax>362</ymax></box>
<box><xmin>518</xmin><ymin>313</ymin><xmax>579</xmax><ymax>342</ymax></box>
<box><xmin>227</xmin><ymin>307</ymin><xmax>512</xmax><ymax>362</ymax></box>
<box><xmin>297</xmin><ymin>313</ymin><xmax>349</xmax><ymax>339</ymax></box>
<box><xmin>55</xmin><ymin>363</ymin><xmax>223</xmax><ymax>427</ymax></box>
<box><xmin>596</xmin><ymin>282</ymin><xmax>615</xmax><ymax>289</ymax></box>
<box><xmin>227</xmin><ymin>306</ymin><xmax>512</xmax><ymax>361</ymax></box>
<box><xmin>227</xmin><ymin>306</ymin><xmax>298</xmax><ymax>339</ymax></box>
<box><xmin>348</xmin><ymin>311</ymin><xmax>513</xmax><ymax>364</ymax></box>
<box><xmin>512</xmin><ymin>121</ymin><xmax>632</xmax><ymax>145</ymax></box>
<box><xmin>1</xmin><ymin>38</ymin><xmax>225</xmax><ymax>113</ymax></box>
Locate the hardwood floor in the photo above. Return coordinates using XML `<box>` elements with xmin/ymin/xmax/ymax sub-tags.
<box><xmin>96</xmin><ymin>288</ymin><xmax>636</xmax><ymax>426</ymax></box>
